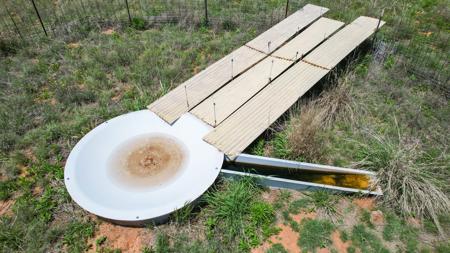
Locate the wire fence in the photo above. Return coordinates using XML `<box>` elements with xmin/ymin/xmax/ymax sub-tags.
<box><xmin>0</xmin><ymin>0</ymin><xmax>301</xmax><ymax>43</ymax></box>
<box><xmin>0</xmin><ymin>0</ymin><xmax>448</xmax><ymax>91</ymax></box>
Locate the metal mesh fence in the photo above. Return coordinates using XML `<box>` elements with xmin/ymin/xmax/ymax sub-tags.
<box><xmin>0</xmin><ymin>0</ymin><xmax>294</xmax><ymax>42</ymax></box>
<box><xmin>0</xmin><ymin>0</ymin><xmax>448</xmax><ymax>90</ymax></box>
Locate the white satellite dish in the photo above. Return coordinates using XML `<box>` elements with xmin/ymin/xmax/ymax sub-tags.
<box><xmin>64</xmin><ymin>110</ymin><xmax>224</xmax><ymax>225</ymax></box>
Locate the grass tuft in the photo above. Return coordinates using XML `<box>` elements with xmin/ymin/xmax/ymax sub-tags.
<box><xmin>287</xmin><ymin>198</ymin><xmax>311</xmax><ymax>214</ymax></box>
<box><xmin>266</xmin><ymin>243</ymin><xmax>288</xmax><ymax>253</ymax></box>
<box><xmin>307</xmin><ymin>191</ymin><xmax>339</xmax><ymax>220</ymax></box>
<box><xmin>203</xmin><ymin>178</ymin><xmax>276</xmax><ymax>251</ymax></box>
<box><xmin>297</xmin><ymin>219</ymin><xmax>334</xmax><ymax>252</ymax></box>
<box><xmin>286</xmin><ymin>106</ymin><xmax>324</xmax><ymax>162</ymax></box>
<box><xmin>351</xmin><ymin>224</ymin><xmax>389</xmax><ymax>253</ymax></box>
<box><xmin>171</xmin><ymin>202</ymin><xmax>195</xmax><ymax>224</ymax></box>
<box><xmin>286</xmin><ymin>71</ymin><xmax>355</xmax><ymax>162</ymax></box>
<box><xmin>62</xmin><ymin>220</ymin><xmax>95</xmax><ymax>253</ymax></box>
<box><xmin>354</xmin><ymin>128</ymin><xmax>450</xmax><ymax>234</ymax></box>
<box><xmin>313</xmin><ymin>73</ymin><xmax>355</xmax><ymax>127</ymax></box>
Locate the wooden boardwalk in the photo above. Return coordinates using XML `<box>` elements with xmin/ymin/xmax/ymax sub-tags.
<box><xmin>191</xmin><ymin>18</ymin><xmax>344</xmax><ymax>126</ymax></box>
<box><xmin>148</xmin><ymin>4</ymin><xmax>328</xmax><ymax>124</ymax></box>
<box><xmin>147</xmin><ymin>3</ymin><xmax>385</xmax><ymax>159</ymax></box>
<box><xmin>204</xmin><ymin>16</ymin><xmax>385</xmax><ymax>159</ymax></box>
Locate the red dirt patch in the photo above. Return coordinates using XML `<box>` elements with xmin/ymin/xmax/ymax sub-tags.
<box><xmin>331</xmin><ymin>230</ymin><xmax>352</xmax><ymax>253</ymax></box>
<box><xmin>253</xmin><ymin>211</ymin><xmax>316</xmax><ymax>253</ymax></box>
<box><xmin>306</xmin><ymin>229</ymin><xmax>352</xmax><ymax>253</ymax></box>
<box><xmin>353</xmin><ymin>197</ymin><xmax>376</xmax><ymax>210</ymax></box>
<box><xmin>291</xmin><ymin>211</ymin><xmax>317</xmax><ymax>223</ymax></box>
<box><xmin>88</xmin><ymin>223</ymin><xmax>153</xmax><ymax>253</ymax></box>
<box><xmin>261</xmin><ymin>189</ymin><xmax>279</xmax><ymax>204</ymax></box>
<box><xmin>252</xmin><ymin>223</ymin><xmax>300</xmax><ymax>253</ymax></box>
<box><xmin>370</xmin><ymin>210</ymin><xmax>384</xmax><ymax>226</ymax></box>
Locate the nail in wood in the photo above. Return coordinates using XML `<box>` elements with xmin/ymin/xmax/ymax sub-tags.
<box><xmin>231</xmin><ymin>58</ymin><xmax>234</xmax><ymax>78</ymax></box>
<box><xmin>184</xmin><ymin>85</ymin><xmax>189</xmax><ymax>109</ymax></box>
<box><xmin>213</xmin><ymin>102</ymin><xmax>217</xmax><ymax>127</ymax></box>
<box><xmin>269</xmin><ymin>59</ymin><xmax>274</xmax><ymax>82</ymax></box>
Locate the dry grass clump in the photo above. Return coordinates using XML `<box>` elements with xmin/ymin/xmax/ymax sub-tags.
<box><xmin>314</xmin><ymin>74</ymin><xmax>355</xmax><ymax>127</ymax></box>
<box><xmin>287</xmin><ymin>106</ymin><xmax>324</xmax><ymax>162</ymax></box>
<box><xmin>354</xmin><ymin>129</ymin><xmax>450</xmax><ymax>235</ymax></box>
<box><xmin>287</xmin><ymin>67</ymin><xmax>449</xmax><ymax>236</ymax></box>
<box><xmin>286</xmin><ymin>72</ymin><xmax>355</xmax><ymax>161</ymax></box>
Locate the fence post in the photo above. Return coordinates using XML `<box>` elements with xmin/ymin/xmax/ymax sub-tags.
<box><xmin>124</xmin><ymin>0</ymin><xmax>132</xmax><ymax>24</ymax></box>
<box><xmin>372</xmin><ymin>9</ymin><xmax>384</xmax><ymax>45</ymax></box>
<box><xmin>30</xmin><ymin>0</ymin><xmax>47</xmax><ymax>36</ymax></box>
<box><xmin>5</xmin><ymin>6</ymin><xmax>24</xmax><ymax>40</ymax></box>
<box><xmin>285</xmin><ymin>0</ymin><xmax>289</xmax><ymax>18</ymax></box>
<box><xmin>204</xmin><ymin>0</ymin><xmax>209</xmax><ymax>25</ymax></box>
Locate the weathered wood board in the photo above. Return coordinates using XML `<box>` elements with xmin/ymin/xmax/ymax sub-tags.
<box><xmin>246</xmin><ymin>4</ymin><xmax>329</xmax><ymax>54</ymax></box>
<box><xmin>191</xmin><ymin>17</ymin><xmax>344</xmax><ymax>126</ymax></box>
<box><xmin>204</xmin><ymin>16</ymin><xmax>385</xmax><ymax>159</ymax></box>
<box><xmin>271</xmin><ymin>17</ymin><xmax>344</xmax><ymax>60</ymax></box>
<box><xmin>148</xmin><ymin>4</ymin><xmax>328</xmax><ymax>124</ymax></box>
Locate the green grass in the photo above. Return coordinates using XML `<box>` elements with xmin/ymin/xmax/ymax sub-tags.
<box><xmin>361</xmin><ymin>210</ymin><xmax>374</xmax><ymax>229</ymax></box>
<box><xmin>1</xmin><ymin>0</ymin><xmax>449</xmax><ymax>251</ymax></box>
<box><xmin>171</xmin><ymin>202</ymin><xmax>195</xmax><ymax>224</ymax></box>
<box><xmin>62</xmin><ymin>220</ymin><xmax>96</xmax><ymax>253</ymax></box>
<box><xmin>143</xmin><ymin>179</ymin><xmax>278</xmax><ymax>252</ymax></box>
<box><xmin>95</xmin><ymin>235</ymin><xmax>107</xmax><ymax>247</ymax></box>
<box><xmin>143</xmin><ymin>231</ymin><xmax>215</xmax><ymax>253</ymax></box>
<box><xmin>351</xmin><ymin>224</ymin><xmax>389</xmax><ymax>253</ymax></box>
<box><xmin>0</xmin><ymin>20</ymin><xmax>254</xmax><ymax>251</ymax></box>
<box><xmin>284</xmin><ymin>191</ymin><xmax>340</xmax><ymax>217</ymax></box>
<box><xmin>287</xmin><ymin>198</ymin><xmax>311</xmax><ymax>214</ymax></box>
<box><xmin>308</xmin><ymin>191</ymin><xmax>338</xmax><ymax>214</ymax></box>
<box><xmin>382</xmin><ymin>211</ymin><xmax>421</xmax><ymax>252</ymax></box>
<box><xmin>436</xmin><ymin>242</ymin><xmax>450</xmax><ymax>253</ymax></box>
<box><xmin>273</xmin><ymin>189</ymin><xmax>292</xmax><ymax>210</ymax></box>
<box><xmin>260</xmin><ymin>0</ymin><xmax>450</xmax><ymax>238</ymax></box>
<box><xmin>145</xmin><ymin>233</ymin><xmax>171</xmax><ymax>253</ymax></box>
<box><xmin>266</xmin><ymin>243</ymin><xmax>288</xmax><ymax>253</ymax></box>
<box><xmin>204</xmin><ymin>178</ymin><xmax>277</xmax><ymax>251</ymax></box>
<box><xmin>339</xmin><ymin>230</ymin><xmax>349</xmax><ymax>242</ymax></box>
<box><xmin>383</xmin><ymin>212</ymin><xmax>403</xmax><ymax>241</ymax></box>
<box><xmin>0</xmin><ymin>21</ymin><xmax>255</xmax><ymax>251</ymax></box>
<box><xmin>298</xmin><ymin>219</ymin><xmax>334</xmax><ymax>252</ymax></box>
<box><xmin>351</xmin><ymin>128</ymin><xmax>449</xmax><ymax>232</ymax></box>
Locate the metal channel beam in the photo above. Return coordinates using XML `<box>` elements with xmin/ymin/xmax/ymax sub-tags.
<box><xmin>220</xmin><ymin>169</ymin><xmax>382</xmax><ymax>196</ymax></box>
<box><xmin>231</xmin><ymin>153</ymin><xmax>376</xmax><ymax>176</ymax></box>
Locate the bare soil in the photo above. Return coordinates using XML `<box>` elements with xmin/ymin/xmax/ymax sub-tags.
<box><xmin>88</xmin><ymin>223</ymin><xmax>154</xmax><ymax>253</ymax></box>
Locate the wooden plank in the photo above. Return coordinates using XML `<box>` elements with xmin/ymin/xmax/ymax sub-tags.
<box><xmin>303</xmin><ymin>16</ymin><xmax>386</xmax><ymax>69</ymax></box>
<box><xmin>246</xmin><ymin>4</ymin><xmax>329</xmax><ymax>53</ymax></box>
<box><xmin>191</xmin><ymin>17</ymin><xmax>344</xmax><ymax>126</ymax></box>
<box><xmin>148</xmin><ymin>46</ymin><xmax>264</xmax><ymax>123</ymax></box>
<box><xmin>204</xmin><ymin>16</ymin><xmax>385</xmax><ymax>159</ymax></box>
<box><xmin>190</xmin><ymin>56</ymin><xmax>291</xmax><ymax>126</ymax></box>
<box><xmin>148</xmin><ymin>4</ymin><xmax>328</xmax><ymax>124</ymax></box>
<box><xmin>272</xmin><ymin>17</ymin><xmax>344</xmax><ymax>60</ymax></box>
<box><xmin>204</xmin><ymin>63</ymin><xmax>327</xmax><ymax>158</ymax></box>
